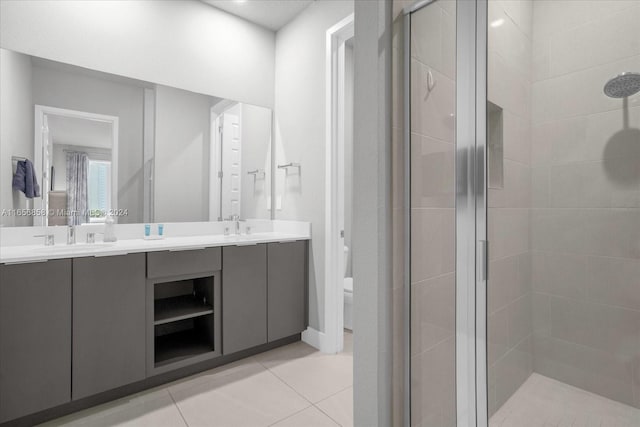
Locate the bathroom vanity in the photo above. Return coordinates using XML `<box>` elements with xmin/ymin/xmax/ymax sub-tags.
<box><xmin>0</xmin><ymin>224</ymin><xmax>309</xmax><ymax>426</ymax></box>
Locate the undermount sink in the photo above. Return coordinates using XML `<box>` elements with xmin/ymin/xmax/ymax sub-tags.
<box><xmin>223</xmin><ymin>234</ymin><xmax>258</xmax><ymax>242</ymax></box>
<box><xmin>33</xmin><ymin>243</ymin><xmax>116</xmax><ymax>253</ymax></box>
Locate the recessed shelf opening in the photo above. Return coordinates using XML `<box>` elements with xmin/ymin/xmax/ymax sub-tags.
<box><xmin>152</xmin><ymin>276</ymin><xmax>218</xmax><ymax>368</ymax></box>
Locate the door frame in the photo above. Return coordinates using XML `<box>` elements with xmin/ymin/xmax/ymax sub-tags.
<box><xmin>320</xmin><ymin>13</ymin><xmax>354</xmax><ymax>354</ymax></box>
<box><xmin>34</xmin><ymin>105</ymin><xmax>119</xmax><ymax>226</ymax></box>
<box><xmin>403</xmin><ymin>0</ymin><xmax>488</xmax><ymax>426</ymax></box>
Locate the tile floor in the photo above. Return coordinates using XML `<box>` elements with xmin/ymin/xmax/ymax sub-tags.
<box><xmin>490</xmin><ymin>373</ymin><xmax>640</xmax><ymax>427</ymax></box>
<box><xmin>40</xmin><ymin>333</ymin><xmax>353</xmax><ymax>427</ymax></box>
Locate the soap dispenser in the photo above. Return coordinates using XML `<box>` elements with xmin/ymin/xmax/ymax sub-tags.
<box><xmin>103</xmin><ymin>214</ymin><xmax>117</xmax><ymax>242</ymax></box>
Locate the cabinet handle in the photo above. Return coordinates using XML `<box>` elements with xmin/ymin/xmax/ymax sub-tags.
<box><xmin>93</xmin><ymin>252</ymin><xmax>129</xmax><ymax>257</ymax></box>
<box><xmin>168</xmin><ymin>247</ymin><xmax>207</xmax><ymax>252</ymax></box>
<box><xmin>3</xmin><ymin>259</ymin><xmax>49</xmax><ymax>265</ymax></box>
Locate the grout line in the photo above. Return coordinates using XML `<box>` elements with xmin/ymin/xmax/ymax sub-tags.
<box><xmin>265</xmin><ymin>405</ymin><xmax>323</xmax><ymax>427</ymax></box>
<box><xmin>315</xmin><ymin>384</ymin><xmax>353</xmax><ymax>404</ymax></box>
<box><xmin>167</xmin><ymin>389</ymin><xmax>190</xmax><ymax>427</ymax></box>
<box><xmin>313</xmin><ymin>387</ymin><xmax>355</xmax><ymax>427</ymax></box>
<box><xmin>313</xmin><ymin>403</ymin><xmax>344</xmax><ymax>427</ymax></box>
<box><xmin>532</xmin><ymin>290</ymin><xmax>640</xmax><ymax>314</ymax></box>
<box><xmin>532</xmin><ymin>53</ymin><xmax>640</xmax><ymax>85</ymax></box>
<box><xmin>257</xmin><ymin>360</ymin><xmax>315</xmax><ymax>406</ymax></box>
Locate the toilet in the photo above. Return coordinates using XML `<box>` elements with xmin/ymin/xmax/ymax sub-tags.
<box><xmin>344</xmin><ymin>246</ymin><xmax>353</xmax><ymax>330</ymax></box>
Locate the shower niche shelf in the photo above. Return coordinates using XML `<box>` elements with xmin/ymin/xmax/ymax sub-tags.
<box><xmin>147</xmin><ymin>272</ymin><xmax>221</xmax><ymax>374</ymax></box>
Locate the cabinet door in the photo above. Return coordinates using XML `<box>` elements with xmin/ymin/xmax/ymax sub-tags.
<box><xmin>222</xmin><ymin>244</ymin><xmax>267</xmax><ymax>354</ymax></box>
<box><xmin>0</xmin><ymin>260</ymin><xmax>71</xmax><ymax>423</ymax></box>
<box><xmin>267</xmin><ymin>241</ymin><xmax>307</xmax><ymax>341</ymax></box>
<box><xmin>72</xmin><ymin>254</ymin><xmax>146</xmax><ymax>400</ymax></box>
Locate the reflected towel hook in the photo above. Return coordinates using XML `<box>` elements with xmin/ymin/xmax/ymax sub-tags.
<box><xmin>424</xmin><ymin>68</ymin><xmax>436</xmax><ymax>100</ymax></box>
<box><xmin>247</xmin><ymin>169</ymin><xmax>266</xmax><ymax>179</ymax></box>
<box><xmin>277</xmin><ymin>162</ymin><xmax>301</xmax><ymax>171</ymax></box>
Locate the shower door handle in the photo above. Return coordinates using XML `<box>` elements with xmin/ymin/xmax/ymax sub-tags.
<box><xmin>478</xmin><ymin>240</ymin><xmax>488</xmax><ymax>282</ymax></box>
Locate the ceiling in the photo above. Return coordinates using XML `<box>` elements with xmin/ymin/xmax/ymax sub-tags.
<box><xmin>202</xmin><ymin>0</ymin><xmax>314</xmax><ymax>31</ymax></box>
<box><xmin>48</xmin><ymin>115</ymin><xmax>113</xmax><ymax>150</ymax></box>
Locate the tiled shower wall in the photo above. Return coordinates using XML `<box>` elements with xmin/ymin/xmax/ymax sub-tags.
<box><xmin>530</xmin><ymin>0</ymin><xmax>640</xmax><ymax>408</ymax></box>
<box><xmin>394</xmin><ymin>0</ymin><xmax>640</xmax><ymax>424</ymax></box>
<box><xmin>486</xmin><ymin>0</ymin><xmax>534</xmax><ymax>416</ymax></box>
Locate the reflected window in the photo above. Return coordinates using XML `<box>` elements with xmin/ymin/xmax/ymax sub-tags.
<box><xmin>88</xmin><ymin>159</ymin><xmax>111</xmax><ymax>222</ymax></box>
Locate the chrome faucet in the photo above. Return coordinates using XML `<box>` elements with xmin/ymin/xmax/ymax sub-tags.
<box><xmin>34</xmin><ymin>233</ymin><xmax>55</xmax><ymax>246</ymax></box>
<box><xmin>67</xmin><ymin>225</ymin><xmax>76</xmax><ymax>245</ymax></box>
<box><xmin>228</xmin><ymin>214</ymin><xmax>243</xmax><ymax>235</ymax></box>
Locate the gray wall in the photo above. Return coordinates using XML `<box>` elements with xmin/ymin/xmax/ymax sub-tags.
<box><xmin>0</xmin><ymin>49</ymin><xmax>33</xmax><ymax>227</ymax></box>
<box><xmin>353</xmin><ymin>0</ymin><xmax>393</xmax><ymax>425</ymax></box>
<box><xmin>154</xmin><ymin>85</ymin><xmax>214</xmax><ymax>223</ymax></box>
<box><xmin>274</xmin><ymin>0</ymin><xmax>354</xmax><ymax>332</ymax></box>
<box><xmin>0</xmin><ymin>0</ymin><xmax>275</xmax><ymax>109</ymax></box>
<box><xmin>32</xmin><ymin>62</ymin><xmax>145</xmax><ymax>223</ymax></box>
<box><xmin>240</xmin><ymin>103</ymin><xmax>272</xmax><ymax>220</ymax></box>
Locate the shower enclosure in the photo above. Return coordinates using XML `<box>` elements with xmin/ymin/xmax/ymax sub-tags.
<box><xmin>404</xmin><ymin>0</ymin><xmax>640</xmax><ymax>426</ymax></box>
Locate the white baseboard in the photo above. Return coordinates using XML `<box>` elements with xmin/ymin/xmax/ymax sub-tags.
<box><xmin>302</xmin><ymin>327</ymin><xmax>336</xmax><ymax>353</ymax></box>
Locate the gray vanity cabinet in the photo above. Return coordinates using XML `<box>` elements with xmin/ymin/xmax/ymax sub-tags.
<box><xmin>0</xmin><ymin>260</ymin><xmax>72</xmax><ymax>423</ymax></box>
<box><xmin>222</xmin><ymin>244</ymin><xmax>267</xmax><ymax>354</ymax></box>
<box><xmin>267</xmin><ymin>241</ymin><xmax>307</xmax><ymax>342</ymax></box>
<box><xmin>72</xmin><ymin>254</ymin><xmax>146</xmax><ymax>400</ymax></box>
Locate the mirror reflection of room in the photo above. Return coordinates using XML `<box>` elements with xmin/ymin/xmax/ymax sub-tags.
<box><xmin>0</xmin><ymin>50</ymin><xmax>273</xmax><ymax>227</ymax></box>
<box><xmin>46</xmin><ymin>113</ymin><xmax>115</xmax><ymax>226</ymax></box>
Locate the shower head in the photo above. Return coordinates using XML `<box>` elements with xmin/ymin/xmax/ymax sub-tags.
<box><xmin>603</xmin><ymin>72</ymin><xmax>640</xmax><ymax>98</ymax></box>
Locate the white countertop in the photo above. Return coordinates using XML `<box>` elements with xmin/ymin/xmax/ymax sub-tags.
<box><xmin>0</xmin><ymin>218</ymin><xmax>313</xmax><ymax>265</ymax></box>
<box><xmin>0</xmin><ymin>232</ymin><xmax>309</xmax><ymax>264</ymax></box>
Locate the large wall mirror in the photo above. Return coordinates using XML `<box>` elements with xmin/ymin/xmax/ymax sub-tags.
<box><xmin>0</xmin><ymin>49</ymin><xmax>273</xmax><ymax>227</ymax></box>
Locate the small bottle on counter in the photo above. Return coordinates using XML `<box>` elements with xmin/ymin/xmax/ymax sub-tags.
<box><xmin>104</xmin><ymin>214</ymin><xmax>118</xmax><ymax>242</ymax></box>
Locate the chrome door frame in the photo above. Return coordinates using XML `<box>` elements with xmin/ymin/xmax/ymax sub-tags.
<box><xmin>403</xmin><ymin>0</ymin><xmax>488</xmax><ymax>426</ymax></box>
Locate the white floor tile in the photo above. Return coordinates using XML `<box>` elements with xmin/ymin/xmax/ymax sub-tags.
<box><xmin>264</xmin><ymin>353</ymin><xmax>352</xmax><ymax>404</ymax></box>
<box><xmin>40</xmin><ymin>335</ymin><xmax>354</xmax><ymax>427</ymax></box>
<box><xmin>490</xmin><ymin>373</ymin><xmax>640</xmax><ymax>427</ymax></box>
<box><xmin>39</xmin><ymin>390</ymin><xmax>187</xmax><ymax>427</ymax></box>
<box><xmin>316</xmin><ymin>387</ymin><xmax>354</xmax><ymax>427</ymax></box>
<box><xmin>270</xmin><ymin>406</ymin><xmax>339</xmax><ymax>427</ymax></box>
<box><xmin>255</xmin><ymin>342</ymin><xmax>353</xmax><ymax>404</ymax></box>
<box><xmin>169</xmin><ymin>361</ymin><xmax>310</xmax><ymax>427</ymax></box>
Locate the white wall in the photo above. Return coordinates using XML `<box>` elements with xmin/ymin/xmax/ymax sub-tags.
<box><xmin>154</xmin><ymin>85</ymin><xmax>215</xmax><ymax>223</ymax></box>
<box><xmin>32</xmin><ymin>62</ymin><xmax>145</xmax><ymax>223</ymax></box>
<box><xmin>240</xmin><ymin>104</ymin><xmax>272</xmax><ymax>220</ymax></box>
<box><xmin>344</xmin><ymin>42</ymin><xmax>355</xmax><ymax>277</ymax></box>
<box><xmin>0</xmin><ymin>0</ymin><xmax>275</xmax><ymax>108</ymax></box>
<box><xmin>0</xmin><ymin>49</ymin><xmax>34</xmax><ymax>227</ymax></box>
<box><xmin>353</xmin><ymin>1</ymin><xmax>393</xmax><ymax>424</ymax></box>
<box><xmin>274</xmin><ymin>0</ymin><xmax>354</xmax><ymax>332</ymax></box>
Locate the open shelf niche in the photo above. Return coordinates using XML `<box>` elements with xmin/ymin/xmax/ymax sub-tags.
<box><xmin>151</xmin><ymin>275</ymin><xmax>221</xmax><ymax>369</ymax></box>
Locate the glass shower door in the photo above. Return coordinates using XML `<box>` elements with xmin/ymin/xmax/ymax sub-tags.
<box><xmin>406</xmin><ymin>0</ymin><xmax>491</xmax><ymax>424</ymax></box>
<box><xmin>406</xmin><ymin>0</ymin><xmax>489</xmax><ymax>425</ymax></box>
<box><xmin>407</xmin><ymin>0</ymin><xmax>457</xmax><ymax>425</ymax></box>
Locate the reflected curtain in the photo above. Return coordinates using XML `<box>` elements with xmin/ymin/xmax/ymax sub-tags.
<box><xmin>66</xmin><ymin>151</ymin><xmax>89</xmax><ymax>225</ymax></box>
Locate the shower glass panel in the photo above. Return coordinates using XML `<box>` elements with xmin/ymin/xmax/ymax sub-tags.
<box><xmin>487</xmin><ymin>0</ymin><xmax>640</xmax><ymax>424</ymax></box>
<box><xmin>408</xmin><ymin>0</ymin><xmax>457</xmax><ymax>426</ymax></box>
